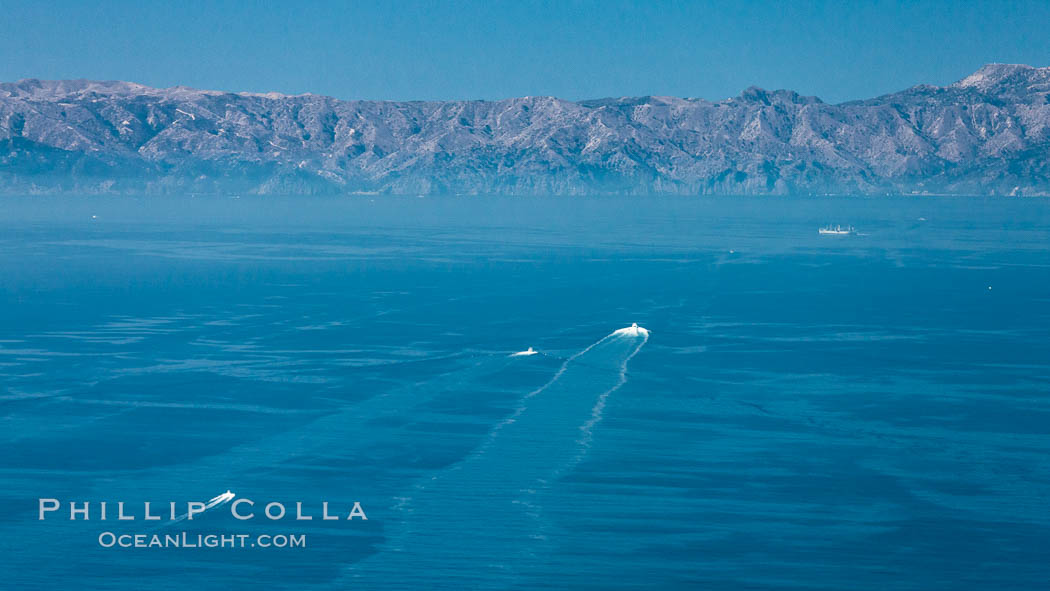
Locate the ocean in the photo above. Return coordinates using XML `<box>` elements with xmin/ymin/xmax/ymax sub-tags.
<box><xmin>1</xmin><ymin>195</ymin><xmax>1048</xmax><ymax>590</ymax></box>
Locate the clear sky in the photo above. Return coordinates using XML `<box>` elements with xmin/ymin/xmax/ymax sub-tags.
<box><xmin>2</xmin><ymin>0</ymin><xmax>1048</xmax><ymax>103</ymax></box>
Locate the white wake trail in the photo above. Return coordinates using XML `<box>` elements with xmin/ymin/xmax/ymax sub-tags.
<box><xmin>484</xmin><ymin>327</ymin><xmax>626</xmax><ymax>438</ymax></box>
<box><xmin>577</xmin><ymin>328</ymin><xmax>649</xmax><ymax>454</ymax></box>
<box><xmin>346</xmin><ymin>324</ymin><xmax>650</xmax><ymax>587</ymax></box>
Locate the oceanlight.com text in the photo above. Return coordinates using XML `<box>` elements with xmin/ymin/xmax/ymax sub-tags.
<box><xmin>97</xmin><ymin>531</ymin><xmax>307</xmax><ymax>549</ymax></box>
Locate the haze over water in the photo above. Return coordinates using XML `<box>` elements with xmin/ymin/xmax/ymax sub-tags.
<box><xmin>1</xmin><ymin>195</ymin><xmax>1048</xmax><ymax>590</ymax></box>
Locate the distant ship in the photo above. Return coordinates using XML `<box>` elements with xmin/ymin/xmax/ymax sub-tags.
<box><xmin>818</xmin><ymin>225</ymin><xmax>856</xmax><ymax>235</ymax></box>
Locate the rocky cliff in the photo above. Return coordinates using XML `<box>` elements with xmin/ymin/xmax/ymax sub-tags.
<box><xmin>2</xmin><ymin>63</ymin><xmax>1048</xmax><ymax>195</ymax></box>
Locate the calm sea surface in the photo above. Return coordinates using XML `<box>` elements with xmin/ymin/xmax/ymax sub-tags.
<box><xmin>1</xmin><ymin>195</ymin><xmax>1048</xmax><ymax>590</ymax></box>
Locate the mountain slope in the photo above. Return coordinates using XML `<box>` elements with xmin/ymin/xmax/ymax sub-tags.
<box><xmin>2</xmin><ymin>64</ymin><xmax>1049</xmax><ymax>195</ymax></box>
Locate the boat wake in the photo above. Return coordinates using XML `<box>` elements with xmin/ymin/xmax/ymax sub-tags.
<box><xmin>578</xmin><ymin>326</ymin><xmax>649</xmax><ymax>454</ymax></box>
<box><xmin>346</xmin><ymin>324</ymin><xmax>649</xmax><ymax>586</ymax></box>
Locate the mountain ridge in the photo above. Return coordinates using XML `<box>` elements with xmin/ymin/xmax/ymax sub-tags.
<box><xmin>2</xmin><ymin>63</ymin><xmax>1049</xmax><ymax>196</ymax></box>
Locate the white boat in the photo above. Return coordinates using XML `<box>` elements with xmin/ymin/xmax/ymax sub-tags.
<box><xmin>511</xmin><ymin>347</ymin><xmax>538</xmax><ymax>357</ymax></box>
<box><xmin>615</xmin><ymin>322</ymin><xmax>650</xmax><ymax>337</ymax></box>
<box><xmin>818</xmin><ymin>225</ymin><xmax>855</xmax><ymax>235</ymax></box>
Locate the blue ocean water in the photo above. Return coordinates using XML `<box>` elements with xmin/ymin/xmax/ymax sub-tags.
<box><xmin>1</xmin><ymin>195</ymin><xmax>1048</xmax><ymax>590</ymax></box>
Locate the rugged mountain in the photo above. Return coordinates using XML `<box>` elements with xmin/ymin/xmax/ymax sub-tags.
<box><xmin>1</xmin><ymin>63</ymin><xmax>1049</xmax><ymax>195</ymax></box>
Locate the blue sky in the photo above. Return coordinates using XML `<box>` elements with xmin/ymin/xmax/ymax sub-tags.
<box><xmin>2</xmin><ymin>0</ymin><xmax>1048</xmax><ymax>103</ymax></box>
